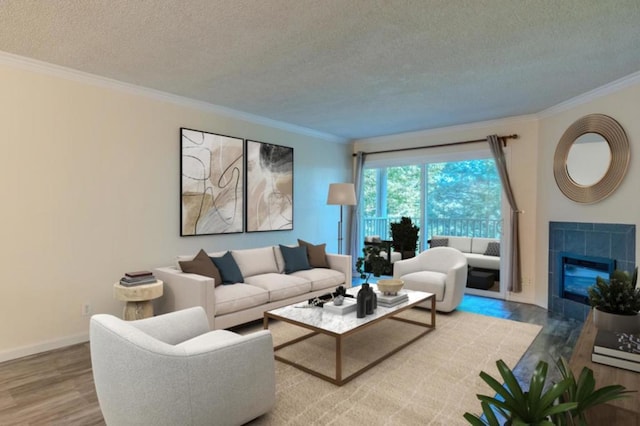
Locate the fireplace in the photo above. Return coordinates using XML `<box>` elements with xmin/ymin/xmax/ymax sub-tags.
<box><xmin>548</xmin><ymin>221</ymin><xmax>635</xmax><ymax>321</ymax></box>
<box><xmin>560</xmin><ymin>252</ymin><xmax>615</xmax><ymax>305</ymax></box>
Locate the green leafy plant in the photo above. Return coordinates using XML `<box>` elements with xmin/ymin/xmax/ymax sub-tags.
<box><xmin>463</xmin><ymin>357</ymin><xmax>633</xmax><ymax>426</ymax></box>
<box><xmin>587</xmin><ymin>268</ymin><xmax>640</xmax><ymax>315</ymax></box>
<box><xmin>390</xmin><ymin>216</ymin><xmax>420</xmax><ymax>258</ymax></box>
<box><xmin>355</xmin><ymin>246</ymin><xmax>389</xmax><ymax>284</ymax></box>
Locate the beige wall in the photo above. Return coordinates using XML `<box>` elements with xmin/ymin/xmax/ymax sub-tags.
<box><xmin>536</xmin><ymin>80</ymin><xmax>640</xmax><ymax>307</ymax></box>
<box><xmin>0</xmin><ymin>60</ymin><xmax>352</xmax><ymax>360</ymax></box>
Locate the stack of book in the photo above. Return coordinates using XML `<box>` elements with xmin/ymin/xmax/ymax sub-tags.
<box><xmin>375</xmin><ymin>291</ymin><xmax>409</xmax><ymax>308</ymax></box>
<box><xmin>119</xmin><ymin>270</ymin><xmax>157</xmax><ymax>287</ymax></box>
<box><xmin>591</xmin><ymin>329</ymin><xmax>640</xmax><ymax>372</ymax></box>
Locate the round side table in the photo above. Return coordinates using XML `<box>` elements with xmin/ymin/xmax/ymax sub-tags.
<box><xmin>113</xmin><ymin>280</ymin><xmax>164</xmax><ymax>320</ymax></box>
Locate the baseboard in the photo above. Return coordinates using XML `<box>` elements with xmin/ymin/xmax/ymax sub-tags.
<box><xmin>0</xmin><ymin>333</ymin><xmax>89</xmax><ymax>363</ymax></box>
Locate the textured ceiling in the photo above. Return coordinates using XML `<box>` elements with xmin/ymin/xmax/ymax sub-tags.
<box><xmin>1</xmin><ymin>0</ymin><xmax>639</xmax><ymax>140</ymax></box>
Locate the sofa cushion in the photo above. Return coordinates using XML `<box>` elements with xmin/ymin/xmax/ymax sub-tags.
<box><xmin>290</xmin><ymin>268</ymin><xmax>345</xmax><ymax>291</ymax></box>
<box><xmin>439</xmin><ymin>236</ymin><xmax>471</xmax><ymax>253</ymax></box>
<box><xmin>429</xmin><ymin>238</ymin><xmax>449</xmax><ymax>248</ymax></box>
<box><xmin>178</xmin><ymin>249</ymin><xmax>223</xmax><ymax>287</ymax></box>
<box><xmin>214</xmin><ymin>284</ymin><xmax>269</xmax><ymax>316</ymax></box>
<box><xmin>211</xmin><ymin>251</ymin><xmax>244</xmax><ymax>284</ymax></box>
<box><xmin>279</xmin><ymin>245</ymin><xmax>311</xmax><ymax>274</ymax></box>
<box><xmin>466</xmin><ymin>253</ymin><xmax>501</xmax><ymax>270</ymax></box>
<box><xmin>400</xmin><ymin>271</ymin><xmax>447</xmax><ymax>301</ymax></box>
<box><xmin>231</xmin><ymin>247</ymin><xmax>279</xmax><ymax>278</ymax></box>
<box><xmin>244</xmin><ymin>273</ymin><xmax>311</xmax><ymax>302</ymax></box>
<box><xmin>471</xmin><ymin>238</ymin><xmax>498</xmax><ymax>255</ymax></box>
<box><xmin>297</xmin><ymin>239</ymin><xmax>330</xmax><ymax>268</ymax></box>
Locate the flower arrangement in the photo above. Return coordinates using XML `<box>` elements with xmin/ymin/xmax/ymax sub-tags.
<box><xmin>587</xmin><ymin>268</ymin><xmax>640</xmax><ymax>315</ymax></box>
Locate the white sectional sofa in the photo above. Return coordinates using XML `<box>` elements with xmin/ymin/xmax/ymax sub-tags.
<box><xmin>154</xmin><ymin>245</ymin><xmax>351</xmax><ymax>329</ymax></box>
<box><xmin>430</xmin><ymin>235</ymin><xmax>500</xmax><ymax>271</ymax></box>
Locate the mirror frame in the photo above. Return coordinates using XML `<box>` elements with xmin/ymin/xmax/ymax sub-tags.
<box><xmin>553</xmin><ymin>114</ymin><xmax>629</xmax><ymax>204</ymax></box>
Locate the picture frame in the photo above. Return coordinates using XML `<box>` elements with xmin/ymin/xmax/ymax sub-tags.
<box><xmin>246</xmin><ymin>140</ymin><xmax>294</xmax><ymax>232</ymax></box>
<box><xmin>180</xmin><ymin>128</ymin><xmax>244</xmax><ymax>236</ymax></box>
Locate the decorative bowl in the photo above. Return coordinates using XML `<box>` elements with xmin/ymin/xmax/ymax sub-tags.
<box><xmin>376</xmin><ymin>279</ymin><xmax>404</xmax><ymax>295</ymax></box>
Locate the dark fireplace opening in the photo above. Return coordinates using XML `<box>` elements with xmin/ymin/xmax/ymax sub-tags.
<box><xmin>560</xmin><ymin>252</ymin><xmax>615</xmax><ymax>305</ymax></box>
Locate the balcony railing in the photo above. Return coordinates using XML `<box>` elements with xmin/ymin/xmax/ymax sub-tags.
<box><xmin>363</xmin><ymin>216</ymin><xmax>502</xmax><ymax>242</ymax></box>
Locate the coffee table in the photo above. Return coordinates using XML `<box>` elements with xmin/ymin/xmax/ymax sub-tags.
<box><xmin>263</xmin><ymin>285</ymin><xmax>435</xmax><ymax>385</ymax></box>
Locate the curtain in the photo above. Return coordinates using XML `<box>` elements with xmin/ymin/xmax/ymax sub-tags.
<box><xmin>487</xmin><ymin>134</ymin><xmax>522</xmax><ymax>293</ymax></box>
<box><xmin>349</xmin><ymin>151</ymin><xmax>365</xmax><ymax>271</ymax></box>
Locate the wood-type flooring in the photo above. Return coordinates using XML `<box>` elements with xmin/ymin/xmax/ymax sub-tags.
<box><xmin>0</xmin><ymin>294</ymin><xmax>580</xmax><ymax>425</ymax></box>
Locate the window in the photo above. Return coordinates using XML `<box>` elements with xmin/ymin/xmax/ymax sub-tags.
<box><xmin>362</xmin><ymin>158</ymin><xmax>501</xmax><ymax>250</ymax></box>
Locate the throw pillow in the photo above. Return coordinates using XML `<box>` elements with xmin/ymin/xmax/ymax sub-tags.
<box><xmin>279</xmin><ymin>244</ymin><xmax>311</xmax><ymax>274</ymax></box>
<box><xmin>179</xmin><ymin>249</ymin><xmax>223</xmax><ymax>287</ymax></box>
<box><xmin>430</xmin><ymin>238</ymin><xmax>449</xmax><ymax>248</ymax></box>
<box><xmin>210</xmin><ymin>251</ymin><xmax>244</xmax><ymax>284</ymax></box>
<box><xmin>484</xmin><ymin>241</ymin><xmax>500</xmax><ymax>257</ymax></box>
<box><xmin>297</xmin><ymin>239</ymin><xmax>329</xmax><ymax>268</ymax></box>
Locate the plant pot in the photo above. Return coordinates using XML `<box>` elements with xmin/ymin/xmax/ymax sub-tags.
<box><xmin>593</xmin><ymin>307</ymin><xmax>640</xmax><ymax>333</ymax></box>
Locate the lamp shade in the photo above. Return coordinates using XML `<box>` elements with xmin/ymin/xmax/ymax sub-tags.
<box><xmin>327</xmin><ymin>183</ymin><xmax>357</xmax><ymax>206</ymax></box>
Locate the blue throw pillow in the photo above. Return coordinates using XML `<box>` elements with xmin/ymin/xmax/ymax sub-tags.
<box><xmin>279</xmin><ymin>245</ymin><xmax>311</xmax><ymax>274</ymax></box>
<box><xmin>210</xmin><ymin>251</ymin><xmax>244</xmax><ymax>284</ymax></box>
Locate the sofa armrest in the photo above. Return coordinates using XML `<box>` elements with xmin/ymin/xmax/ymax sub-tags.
<box><xmin>326</xmin><ymin>254</ymin><xmax>352</xmax><ymax>288</ymax></box>
<box><xmin>153</xmin><ymin>267</ymin><xmax>216</xmax><ymax>329</ymax></box>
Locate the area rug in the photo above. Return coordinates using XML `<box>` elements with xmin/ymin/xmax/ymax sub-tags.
<box><xmin>244</xmin><ymin>309</ymin><xmax>542</xmax><ymax>426</ymax></box>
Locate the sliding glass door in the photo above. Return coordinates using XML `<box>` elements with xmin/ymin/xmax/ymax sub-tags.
<box><xmin>361</xmin><ymin>151</ymin><xmax>505</xmax><ymax>298</ymax></box>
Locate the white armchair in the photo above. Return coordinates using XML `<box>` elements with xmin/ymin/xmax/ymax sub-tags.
<box><xmin>393</xmin><ymin>247</ymin><xmax>468</xmax><ymax>312</ymax></box>
<box><xmin>90</xmin><ymin>307</ymin><xmax>275</xmax><ymax>426</ymax></box>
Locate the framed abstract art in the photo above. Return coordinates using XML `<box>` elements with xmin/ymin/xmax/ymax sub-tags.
<box><xmin>245</xmin><ymin>140</ymin><xmax>294</xmax><ymax>232</ymax></box>
<box><xmin>180</xmin><ymin>128</ymin><xmax>244</xmax><ymax>236</ymax></box>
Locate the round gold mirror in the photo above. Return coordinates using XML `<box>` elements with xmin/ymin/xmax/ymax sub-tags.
<box><xmin>554</xmin><ymin>114</ymin><xmax>629</xmax><ymax>204</ymax></box>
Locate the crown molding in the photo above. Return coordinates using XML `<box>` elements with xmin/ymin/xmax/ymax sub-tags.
<box><xmin>538</xmin><ymin>70</ymin><xmax>640</xmax><ymax>118</ymax></box>
<box><xmin>0</xmin><ymin>50</ymin><xmax>348</xmax><ymax>144</ymax></box>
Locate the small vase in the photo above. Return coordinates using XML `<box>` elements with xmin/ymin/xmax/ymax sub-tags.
<box><xmin>357</xmin><ymin>284</ymin><xmax>368</xmax><ymax>318</ymax></box>
<box><xmin>593</xmin><ymin>307</ymin><xmax>640</xmax><ymax>333</ymax></box>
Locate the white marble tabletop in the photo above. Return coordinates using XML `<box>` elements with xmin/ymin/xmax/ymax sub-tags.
<box><xmin>265</xmin><ymin>285</ymin><xmax>432</xmax><ymax>335</ymax></box>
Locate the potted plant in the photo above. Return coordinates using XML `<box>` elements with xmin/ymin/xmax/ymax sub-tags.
<box><xmin>390</xmin><ymin>216</ymin><xmax>420</xmax><ymax>259</ymax></box>
<box><xmin>355</xmin><ymin>246</ymin><xmax>389</xmax><ymax>284</ymax></box>
<box><xmin>587</xmin><ymin>268</ymin><xmax>640</xmax><ymax>333</ymax></box>
<box><xmin>463</xmin><ymin>357</ymin><xmax>633</xmax><ymax>426</ymax></box>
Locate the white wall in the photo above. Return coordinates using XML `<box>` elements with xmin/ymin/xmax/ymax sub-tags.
<box><xmin>0</xmin><ymin>58</ymin><xmax>352</xmax><ymax>361</ymax></box>
<box><xmin>535</xmin><ymin>79</ymin><xmax>640</xmax><ymax>307</ymax></box>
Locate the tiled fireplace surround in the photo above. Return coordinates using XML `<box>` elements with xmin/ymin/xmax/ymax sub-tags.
<box><xmin>548</xmin><ymin>221</ymin><xmax>636</xmax><ymax>321</ymax></box>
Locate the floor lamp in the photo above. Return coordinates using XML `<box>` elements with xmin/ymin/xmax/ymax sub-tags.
<box><xmin>326</xmin><ymin>183</ymin><xmax>357</xmax><ymax>254</ymax></box>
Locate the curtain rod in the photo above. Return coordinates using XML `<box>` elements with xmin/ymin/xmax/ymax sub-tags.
<box><xmin>352</xmin><ymin>134</ymin><xmax>518</xmax><ymax>156</ymax></box>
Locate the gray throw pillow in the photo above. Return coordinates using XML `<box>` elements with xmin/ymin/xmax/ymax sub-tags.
<box><xmin>210</xmin><ymin>251</ymin><xmax>244</xmax><ymax>284</ymax></box>
<box><xmin>280</xmin><ymin>244</ymin><xmax>311</xmax><ymax>274</ymax></box>
<box><xmin>484</xmin><ymin>242</ymin><xmax>500</xmax><ymax>257</ymax></box>
<box><xmin>430</xmin><ymin>238</ymin><xmax>449</xmax><ymax>248</ymax></box>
